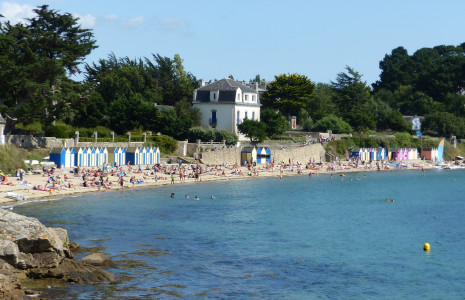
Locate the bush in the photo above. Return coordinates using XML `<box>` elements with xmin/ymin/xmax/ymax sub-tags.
<box><xmin>213</xmin><ymin>130</ymin><xmax>238</xmax><ymax>145</ymax></box>
<box><xmin>187</xmin><ymin>127</ymin><xmax>238</xmax><ymax>145</ymax></box>
<box><xmin>147</xmin><ymin>135</ymin><xmax>177</xmax><ymax>154</ymax></box>
<box><xmin>312</xmin><ymin>115</ymin><xmax>353</xmax><ymax>134</ymax></box>
<box><xmin>15</xmin><ymin>121</ymin><xmax>45</xmax><ymax>136</ymax></box>
<box><xmin>44</xmin><ymin>121</ymin><xmax>74</xmax><ymax>138</ymax></box>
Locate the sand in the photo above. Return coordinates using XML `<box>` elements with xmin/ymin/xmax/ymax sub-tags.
<box><xmin>0</xmin><ymin>160</ymin><xmax>434</xmax><ymax>206</ymax></box>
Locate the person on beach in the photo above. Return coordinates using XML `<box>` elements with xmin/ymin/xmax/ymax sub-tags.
<box><xmin>119</xmin><ymin>176</ymin><xmax>124</xmax><ymax>190</ymax></box>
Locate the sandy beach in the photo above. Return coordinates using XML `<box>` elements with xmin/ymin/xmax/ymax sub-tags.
<box><xmin>0</xmin><ymin>160</ymin><xmax>434</xmax><ymax>206</ymax></box>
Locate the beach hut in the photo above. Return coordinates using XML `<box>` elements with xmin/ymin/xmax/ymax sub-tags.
<box><xmin>256</xmin><ymin>148</ymin><xmax>263</xmax><ymax>164</ymax></box>
<box><xmin>264</xmin><ymin>147</ymin><xmax>272</xmax><ymax>163</ymax></box>
<box><xmin>75</xmin><ymin>148</ymin><xmax>83</xmax><ymax>167</ymax></box>
<box><xmin>115</xmin><ymin>147</ymin><xmax>126</xmax><ymax>166</ymax></box>
<box><xmin>408</xmin><ymin>148</ymin><xmax>418</xmax><ymax>160</ymax></box>
<box><xmin>155</xmin><ymin>147</ymin><xmax>160</xmax><ymax>164</ymax></box>
<box><xmin>49</xmin><ymin>148</ymin><xmax>66</xmax><ymax>168</ymax></box>
<box><xmin>126</xmin><ymin>147</ymin><xmax>139</xmax><ymax>166</ymax></box>
<box><xmin>241</xmin><ymin>147</ymin><xmax>257</xmax><ymax>165</ymax></box>
<box><xmin>141</xmin><ymin>147</ymin><xmax>148</xmax><ymax>165</ymax></box>
<box><xmin>99</xmin><ymin>147</ymin><xmax>107</xmax><ymax>166</ymax></box>
<box><xmin>106</xmin><ymin>147</ymin><xmax>116</xmax><ymax>166</ymax></box>
<box><xmin>89</xmin><ymin>147</ymin><xmax>96</xmax><ymax>166</ymax></box>
<box><xmin>65</xmin><ymin>148</ymin><xmax>76</xmax><ymax>168</ymax></box>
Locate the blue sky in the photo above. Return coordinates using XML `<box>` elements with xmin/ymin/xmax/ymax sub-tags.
<box><xmin>2</xmin><ymin>0</ymin><xmax>465</xmax><ymax>86</ymax></box>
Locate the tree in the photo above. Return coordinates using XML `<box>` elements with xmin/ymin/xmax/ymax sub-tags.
<box><xmin>307</xmin><ymin>83</ymin><xmax>337</xmax><ymax>122</ymax></box>
<box><xmin>422</xmin><ymin>112</ymin><xmax>465</xmax><ymax>138</ymax></box>
<box><xmin>237</xmin><ymin>119</ymin><xmax>267</xmax><ymax>143</ymax></box>
<box><xmin>331</xmin><ymin>66</ymin><xmax>376</xmax><ymax>131</ymax></box>
<box><xmin>0</xmin><ymin>5</ymin><xmax>97</xmax><ymax>126</ymax></box>
<box><xmin>311</xmin><ymin>115</ymin><xmax>353</xmax><ymax>134</ymax></box>
<box><xmin>260</xmin><ymin>108</ymin><xmax>290</xmax><ymax>137</ymax></box>
<box><xmin>261</xmin><ymin>73</ymin><xmax>315</xmax><ymax>118</ymax></box>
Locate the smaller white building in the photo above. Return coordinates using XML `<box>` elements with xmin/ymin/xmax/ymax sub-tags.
<box><xmin>193</xmin><ymin>78</ymin><xmax>261</xmax><ymax>140</ymax></box>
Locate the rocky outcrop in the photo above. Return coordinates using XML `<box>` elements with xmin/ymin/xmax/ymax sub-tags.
<box><xmin>81</xmin><ymin>253</ymin><xmax>114</xmax><ymax>267</ymax></box>
<box><xmin>0</xmin><ymin>209</ymin><xmax>115</xmax><ymax>298</ymax></box>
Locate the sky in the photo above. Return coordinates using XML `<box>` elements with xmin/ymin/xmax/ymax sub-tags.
<box><xmin>1</xmin><ymin>0</ymin><xmax>465</xmax><ymax>86</ymax></box>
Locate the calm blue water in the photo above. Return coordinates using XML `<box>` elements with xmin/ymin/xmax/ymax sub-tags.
<box><xmin>11</xmin><ymin>169</ymin><xmax>465</xmax><ymax>299</ymax></box>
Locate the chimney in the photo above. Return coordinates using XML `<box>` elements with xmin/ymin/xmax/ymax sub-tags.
<box><xmin>254</xmin><ymin>82</ymin><xmax>258</xmax><ymax>92</ymax></box>
<box><xmin>200</xmin><ymin>79</ymin><xmax>205</xmax><ymax>87</ymax></box>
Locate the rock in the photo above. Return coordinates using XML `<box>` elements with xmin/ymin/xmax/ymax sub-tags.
<box><xmin>81</xmin><ymin>253</ymin><xmax>113</xmax><ymax>267</ymax></box>
<box><xmin>0</xmin><ymin>209</ymin><xmax>116</xmax><ymax>296</ymax></box>
<box><xmin>28</xmin><ymin>258</ymin><xmax>116</xmax><ymax>283</ymax></box>
<box><xmin>0</xmin><ymin>239</ymin><xmax>20</xmax><ymax>266</ymax></box>
<box><xmin>0</xmin><ymin>209</ymin><xmax>65</xmax><ymax>255</ymax></box>
<box><xmin>69</xmin><ymin>241</ymin><xmax>80</xmax><ymax>252</ymax></box>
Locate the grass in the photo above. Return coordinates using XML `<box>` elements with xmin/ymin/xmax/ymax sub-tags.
<box><xmin>0</xmin><ymin>145</ymin><xmax>49</xmax><ymax>174</ymax></box>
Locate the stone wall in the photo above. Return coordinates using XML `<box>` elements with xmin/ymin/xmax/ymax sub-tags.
<box><xmin>200</xmin><ymin>147</ymin><xmax>243</xmax><ymax>165</ymax></box>
<box><xmin>199</xmin><ymin>143</ymin><xmax>326</xmax><ymax>165</ymax></box>
<box><xmin>268</xmin><ymin>144</ymin><xmax>326</xmax><ymax>164</ymax></box>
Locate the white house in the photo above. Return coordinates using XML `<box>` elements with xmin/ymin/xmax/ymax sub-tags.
<box><xmin>193</xmin><ymin>78</ymin><xmax>261</xmax><ymax>140</ymax></box>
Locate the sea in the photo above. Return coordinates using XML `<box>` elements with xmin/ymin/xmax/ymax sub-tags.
<box><xmin>9</xmin><ymin>169</ymin><xmax>465</xmax><ymax>299</ymax></box>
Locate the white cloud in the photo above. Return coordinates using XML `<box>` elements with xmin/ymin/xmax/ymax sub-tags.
<box><xmin>159</xmin><ymin>17</ymin><xmax>187</xmax><ymax>32</ymax></box>
<box><xmin>0</xmin><ymin>2</ymin><xmax>35</xmax><ymax>24</ymax></box>
<box><xmin>73</xmin><ymin>13</ymin><xmax>96</xmax><ymax>28</ymax></box>
<box><xmin>123</xmin><ymin>15</ymin><xmax>144</xmax><ymax>30</ymax></box>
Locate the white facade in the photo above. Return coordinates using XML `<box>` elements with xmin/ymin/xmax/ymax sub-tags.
<box><xmin>193</xmin><ymin>78</ymin><xmax>261</xmax><ymax>140</ymax></box>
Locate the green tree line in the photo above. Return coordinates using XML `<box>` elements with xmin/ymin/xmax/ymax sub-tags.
<box><xmin>2</xmin><ymin>5</ymin><xmax>465</xmax><ymax>143</ymax></box>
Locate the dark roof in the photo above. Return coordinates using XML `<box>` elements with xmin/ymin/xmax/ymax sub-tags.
<box><xmin>198</xmin><ymin>78</ymin><xmax>257</xmax><ymax>93</ymax></box>
<box><xmin>195</xmin><ymin>79</ymin><xmax>259</xmax><ymax>103</ymax></box>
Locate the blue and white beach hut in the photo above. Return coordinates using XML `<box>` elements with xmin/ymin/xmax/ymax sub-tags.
<box><xmin>76</xmin><ymin>147</ymin><xmax>84</xmax><ymax>167</ymax></box>
<box><xmin>90</xmin><ymin>147</ymin><xmax>97</xmax><ymax>166</ymax></box>
<box><xmin>50</xmin><ymin>148</ymin><xmax>66</xmax><ymax>168</ymax></box>
<box><xmin>141</xmin><ymin>147</ymin><xmax>148</xmax><ymax>165</ymax></box>
<box><xmin>65</xmin><ymin>147</ymin><xmax>76</xmax><ymax>168</ymax></box>
<box><xmin>114</xmin><ymin>147</ymin><xmax>126</xmax><ymax>166</ymax></box>
<box><xmin>154</xmin><ymin>147</ymin><xmax>160</xmax><ymax>164</ymax></box>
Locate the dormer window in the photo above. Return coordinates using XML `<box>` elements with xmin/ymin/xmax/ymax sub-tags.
<box><xmin>245</xmin><ymin>95</ymin><xmax>248</xmax><ymax>101</ymax></box>
<box><xmin>210</xmin><ymin>91</ymin><xmax>218</xmax><ymax>102</ymax></box>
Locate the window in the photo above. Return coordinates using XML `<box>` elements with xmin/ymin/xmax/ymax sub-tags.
<box><xmin>252</xmin><ymin>112</ymin><xmax>255</xmax><ymax>120</ymax></box>
<box><xmin>245</xmin><ymin>95</ymin><xmax>248</xmax><ymax>101</ymax></box>
<box><xmin>237</xmin><ymin>93</ymin><xmax>240</xmax><ymax>100</ymax></box>
<box><xmin>252</xmin><ymin>95</ymin><xmax>256</xmax><ymax>102</ymax></box>
<box><xmin>237</xmin><ymin>111</ymin><xmax>240</xmax><ymax>124</ymax></box>
<box><xmin>213</xmin><ymin>93</ymin><xmax>216</xmax><ymax>100</ymax></box>
<box><xmin>245</xmin><ymin>111</ymin><xmax>248</xmax><ymax>119</ymax></box>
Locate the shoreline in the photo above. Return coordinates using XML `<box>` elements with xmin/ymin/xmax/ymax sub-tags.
<box><xmin>0</xmin><ymin>160</ymin><xmax>437</xmax><ymax>207</ymax></box>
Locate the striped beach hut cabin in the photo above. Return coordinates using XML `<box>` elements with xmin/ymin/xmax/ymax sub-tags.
<box><xmin>241</xmin><ymin>147</ymin><xmax>257</xmax><ymax>165</ymax></box>
<box><xmin>89</xmin><ymin>147</ymin><xmax>96</xmax><ymax>166</ymax></box>
<box><xmin>408</xmin><ymin>148</ymin><xmax>418</xmax><ymax>160</ymax></box>
<box><xmin>151</xmin><ymin>147</ymin><xmax>160</xmax><ymax>165</ymax></box>
<box><xmin>256</xmin><ymin>147</ymin><xmax>272</xmax><ymax>164</ymax></box>
<box><xmin>50</xmin><ymin>147</ymin><xmax>66</xmax><ymax>168</ymax></box>
<box><xmin>65</xmin><ymin>148</ymin><xmax>76</xmax><ymax>168</ymax></box>
<box><xmin>75</xmin><ymin>147</ymin><xmax>84</xmax><ymax>167</ymax></box>
<box><xmin>106</xmin><ymin>147</ymin><xmax>117</xmax><ymax>166</ymax></box>
<box><xmin>116</xmin><ymin>147</ymin><xmax>126</xmax><ymax>166</ymax></box>
<box><xmin>376</xmin><ymin>148</ymin><xmax>387</xmax><ymax>161</ymax></box>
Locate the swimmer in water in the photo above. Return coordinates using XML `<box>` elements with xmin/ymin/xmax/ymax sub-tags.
<box><xmin>194</xmin><ymin>196</ymin><xmax>199</xmax><ymax>201</ymax></box>
<box><xmin>210</xmin><ymin>195</ymin><xmax>215</xmax><ymax>199</ymax></box>
<box><xmin>185</xmin><ymin>194</ymin><xmax>189</xmax><ymax>199</ymax></box>
<box><xmin>170</xmin><ymin>193</ymin><xmax>175</xmax><ymax>198</ymax></box>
